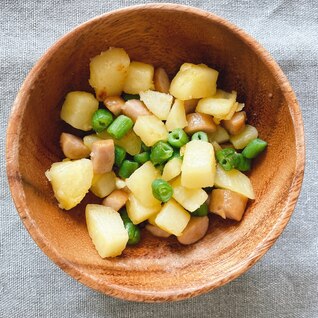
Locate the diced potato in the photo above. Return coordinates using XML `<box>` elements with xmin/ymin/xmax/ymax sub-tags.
<box><xmin>90</xmin><ymin>171</ymin><xmax>116</xmax><ymax>198</ymax></box>
<box><xmin>154</xmin><ymin>199</ymin><xmax>190</xmax><ymax>236</ymax></box>
<box><xmin>83</xmin><ymin>134</ymin><xmax>102</xmax><ymax>151</ymax></box>
<box><xmin>133</xmin><ymin>115</ymin><xmax>168</xmax><ymax>147</ymax></box>
<box><xmin>171</xmin><ymin>177</ymin><xmax>208</xmax><ymax>212</ymax></box>
<box><xmin>177</xmin><ymin>216</ymin><xmax>209</xmax><ymax>245</ymax></box>
<box><xmin>102</xmin><ymin>189</ymin><xmax>128</xmax><ymax>211</ymax></box>
<box><xmin>123</xmin><ymin>61</ymin><xmax>154</xmax><ymax>94</ymax></box>
<box><xmin>169</xmin><ymin>63</ymin><xmax>218</xmax><ymax>100</ymax></box>
<box><xmin>162</xmin><ymin>157</ymin><xmax>182</xmax><ymax>181</ymax></box>
<box><xmin>208</xmin><ymin>125</ymin><xmax>230</xmax><ymax>144</ymax></box>
<box><xmin>236</xmin><ymin>102</ymin><xmax>245</xmax><ymax>112</ymax></box>
<box><xmin>147</xmin><ymin>213</ymin><xmax>158</xmax><ymax>226</ymax></box>
<box><xmin>140</xmin><ymin>90</ymin><xmax>173</xmax><ymax>120</ymax></box>
<box><xmin>60</xmin><ymin>91</ymin><xmax>98</xmax><ymax>131</ymax></box>
<box><xmin>86</xmin><ymin>204</ymin><xmax>128</xmax><ymax>258</ymax></box>
<box><xmin>181</xmin><ymin>140</ymin><xmax>216</xmax><ymax>189</ymax></box>
<box><xmin>126</xmin><ymin>194</ymin><xmax>161</xmax><ymax>224</ymax></box>
<box><xmin>230</xmin><ymin>124</ymin><xmax>258</xmax><ymax>149</ymax></box>
<box><xmin>214</xmin><ymin>164</ymin><xmax>255</xmax><ymax>199</ymax></box>
<box><xmin>115</xmin><ymin>177</ymin><xmax>127</xmax><ymax>190</ymax></box>
<box><xmin>212</xmin><ymin>141</ymin><xmax>222</xmax><ymax>152</ymax></box>
<box><xmin>165</xmin><ymin>99</ymin><xmax>188</xmax><ymax>131</ymax></box>
<box><xmin>45</xmin><ymin>159</ymin><xmax>93</xmax><ymax>210</ymax></box>
<box><xmin>126</xmin><ymin>161</ymin><xmax>161</xmax><ymax>207</ymax></box>
<box><xmin>89</xmin><ymin>47</ymin><xmax>130</xmax><ymax>100</ymax></box>
<box><xmin>146</xmin><ymin>224</ymin><xmax>171</xmax><ymax>238</ymax></box>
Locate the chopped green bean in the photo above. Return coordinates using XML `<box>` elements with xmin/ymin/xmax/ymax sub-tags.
<box><xmin>168</xmin><ymin>129</ymin><xmax>189</xmax><ymax>148</ymax></box>
<box><xmin>150</xmin><ymin>141</ymin><xmax>173</xmax><ymax>165</ymax></box>
<box><xmin>107</xmin><ymin>115</ymin><xmax>133</xmax><ymax>139</ymax></box>
<box><xmin>191</xmin><ymin>131</ymin><xmax>208</xmax><ymax>142</ymax></box>
<box><xmin>216</xmin><ymin>148</ymin><xmax>238</xmax><ymax>171</ymax></box>
<box><xmin>114</xmin><ymin>145</ymin><xmax>126</xmax><ymax>167</ymax></box>
<box><xmin>171</xmin><ymin>148</ymin><xmax>182</xmax><ymax>160</ymax></box>
<box><xmin>141</xmin><ymin>142</ymin><xmax>150</xmax><ymax>152</ymax></box>
<box><xmin>134</xmin><ymin>152</ymin><xmax>150</xmax><ymax>165</ymax></box>
<box><xmin>118</xmin><ymin>160</ymin><xmax>139</xmax><ymax>178</ymax></box>
<box><xmin>152</xmin><ymin>179</ymin><xmax>173</xmax><ymax>202</ymax></box>
<box><xmin>242</xmin><ymin>138</ymin><xmax>268</xmax><ymax>159</ymax></box>
<box><xmin>91</xmin><ymin>109</ymin><xmax>113</xmax><ymax>133</ymax></box>
<box><xmin>235</xmin><ymin>154</ymin><xmax>251</xmax><ymax>171</ymax></box>
<box><xmin>192</xmin><ymin>203</ymin><xmax>209</xmax><ymax>216</ymax></box>
<box><xmin>122</xmin><ymin>93</ymin><xmax>140</xmax><ymax>101</ymax></box>
<box><xmin>120</xmin><ymin>210</ymin><xmax>141</xmax><ymax>245</ymax></box>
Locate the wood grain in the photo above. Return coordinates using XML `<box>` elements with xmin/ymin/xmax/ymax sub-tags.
<box><xmin>6</xmin><ymin>4</ymin><xmax>305</xmax><ymax>302</ymax></box>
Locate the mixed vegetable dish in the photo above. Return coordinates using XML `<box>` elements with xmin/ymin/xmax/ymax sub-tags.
<box><xmin>45</xmin><ymin>47</ymin><xmax>267</xmax><ymax>258</ymax></box>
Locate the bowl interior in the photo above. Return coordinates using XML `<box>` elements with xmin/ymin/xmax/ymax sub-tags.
<box><xmin>7</xmin><ymin>5</ymin><xmax>304</xmax><ymax>302</ymax></box>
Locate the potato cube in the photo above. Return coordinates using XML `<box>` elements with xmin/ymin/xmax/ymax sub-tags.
<box><xmin>165</xmin><ymin>99</ymin><xmax>188</xmax><ymax>131</ymax></box>
<box><xmin>207</xmin><ymin>125</ymin><xmax>230</xmax><ymax>144</ymax></box>
<box><xmin>229</xmin><ymin>124</ymin><xmax>258</xmax><ymax>149</ymax></box>
<box><xmin>162</xmin><ymin>157</ymin><xmax>182</xmax><ymax>181</ymax></box>
<box><xmin>90</xmin><ymin>171</ymin><xmax>116</xmax><ymax>198</ymax></box>
<box><xmin>83</xmin><ymin>134</ymin><xmax>102</xmax><ymax>151</ymax></box>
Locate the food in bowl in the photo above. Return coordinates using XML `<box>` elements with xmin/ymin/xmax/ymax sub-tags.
<box><xmin>45</xmin><ymin>47</ymin><xmax>267</xmax><ymax>258</ymax></box>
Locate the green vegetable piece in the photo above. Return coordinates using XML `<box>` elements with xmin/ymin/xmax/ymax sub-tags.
<box><xmin>141</xmin><ymin>142</ymin><xmax>150</xmax><ymax>152</ymax></box>
<box><xmin>235</xmin><ymin>153</ymin><xmax>251</xmax><ymax>171</ymax></box>
<box><xmin>107</xmin><ymin>115</ymin><xmax>133</xmax><ymax>139</ymax></box>
<box><xmin>152</xmin><ymin>179</ymin><xmax>173</xmax><ymax>203</ymax></box>
<box><xmin>134</xmin><ymin>152</ymin><xmax>150</xmax><ymax>165</ymax></box>
<box><xmin>191</xmin><ymin>131</ymin><xmax>208</xmax><ymax>142</ymax></box>
<box><xmin>242</xmin><ymin>138</ymin><xmax>268</xmax><ymax>159</ymax></box>
<box><xmin>216</xmin><ymin>148</ymin><xmax>238</xmax><ymax>171</ymax></box>
<box><xmin>168</xmin><ymin>128</ymin><xmax>189</xmax><ymax>148</ymax></box>
<box><xmin>122</xmin><ymin>93</ymin><xmax>140</xmax><ymax>101</ymax></box>
<box><xmin>91</xmin><ymin>109</ymin><xmax>113</xmax><ymax>133</ymax></box>
<box><xmin>155</xmin><ymin>163</ymin><xmax>165</xmax><ymax>174</ymax></box>
<box><xmin>114</xmin><ymin>145</ymin><xmax>126</xmax><ymax>167</ymax></box>
<box><xmin>192</xmin><ymin>203</ymin><xmax>209</xmax><ymax>217</ymax></box>
<box><xmin>150</xmin><ymin>141</ymin><xmax>174</xmax><ymax>165</ymax></box>
<box><xmin>118</xmin><ymin>160</ymin><xmax>139</xmax><ymax>178</ymax></box>
<box><xmin>120</xmin><ymin>210</ymin><xmax>141</xmax><ymax>245</ymax></box>
<box><xmin>171</xmin><ymin>147</ymin><xmax>182</xmax><ymax>160</ymax></box>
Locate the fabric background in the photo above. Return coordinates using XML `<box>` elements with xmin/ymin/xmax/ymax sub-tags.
<box><xmin>1</xmin><ymin>0</ymin><xmax>317</xmax><ymax>317</ymax></box>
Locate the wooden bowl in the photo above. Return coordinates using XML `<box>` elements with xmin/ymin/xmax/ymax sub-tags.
<box><xmin>6</xmin><ymin>4</ymin><xmax>305</xmax><ymax>302</ymax></box>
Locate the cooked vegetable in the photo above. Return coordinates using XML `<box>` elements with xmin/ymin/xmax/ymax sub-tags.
<box><xmin>152</xmin><ymin>179</ymin><xmax>173</xmax><ymax>203</ymax></box>
<box><xmin>150</xmin><ymin>141</ymin><xmax>173</xmax><ymax>165</ymax></box>
<box><xmin>45</xmin><ymin>159</ymin><xmax>93</xmax><ymax>210</ymax></box>
<box><xmin>90</xmin><ymin>171</ymin><xmax>116</xmax><ymax>198</ymax></box>
<box><xmin>86</xmin><ymin>204</ymin><xmax>128</xmax><ymax>257</ymax></box>
<box><xmin>216</xmin><ymin>148</ymin><xmax>239</xmax><ymax>171</ymax></box>
<box><xmin>118</xmin><ymin>160</ymin><xmax>139</xmax><ymax>179</ymax></box>
<box><xmin>103</xmin><ymin>96</ymin><xmax>125</xmax><ymax>116</ymax></box>
<box><xmin>209</xmin><ymin>189</ymin><xmax>248</xmax><ymax>221</ymax></box>
<box><xmin>89</xmin><ymin>47</ymin><xmax>130</xmax><ymax>100</ymax></box>
<box><xmin>140</xmin><ymin>90</ymin><xmax>173</xmax><ymax>120</ymax></box>
<box><xmin>192</xmin><ymin>202</ymin><xmax>209</xmax><ymax>217</ymax></box>
<box><xmin>184</xmin><ymin>112</ymin><xmax>216</xmax><ymax>135</ymax></box>
<box><xmin>242</xmin><ymin>138</ymin><xmax>268</xmax><ymax>159</ymax></box>
<box><xmin>208</xmin><ymin>125</ymin><xmax>230</xmax><ymax>144</ymax></box>
<box><xmin>230</xmin><ymin>124</ymin><xmax>258</xmax><ymax>149</ymax></box>
<box><xmin>122</xmin><ymin>93</ymin><xmax>140</xmax><ymax>101</ymax></box>
<box><xmin>181</xmin><ymin>140</ymin><xmax>216</xmax><ymax>189</ymax></box>
<box><xmin>113</xmin><ymin>131</ymin><xmax>141</xmax><ymax>156</ymax></box>
<box><xmin>145</xmin><ymin>224</ymin><xmax>171</xmax><ymax>238</ymax></box>
<box><xmin>91</xmin><ymin>109</ymin><xmax>113</xmax><ymax>133</ymax></box>
<box><xmin>191</xmin><ymin>131</ymin><xmax>208</xmax><ymax>142</ymax></box>
<box><xmin>184</xmin><ymin>99</ymin><xmax>199</xmax><ymax>114</ymax></box>
<box><xmin>91</xmin><ymin>139</ymin><xmax>115</xmax><ymax>174</ymax></box>
<box><xmin>106</xmin><ymin>115</ymin><xmax>133</xmax><ymax>139</ymax></box>
<box><xmin>162</xmin><ymin>157</ymin><xmax>182</xmax><ymax>181</ymax></box>
<box><xmin>121</xmin><ymin>99</ymin><xmax>150</xmax><ymax>122</ymax></box>
<box><xmin>83</xmin><ymin>134</ymin><xmax>102</xmax><ymax>151</ymax></box>
<box><xmin>114</xmin><ymin>145</ymin><xmax>126</xmax><ymax>167</ymax></box>
<box><xmin>168</xmin><ymin>128</ymin><xmax>189</xmax><ymax>148</ymax></box>
<box><xmin>123</xmin><ymin>61</ymin><xmax>154</xmax><ymax>94</ymax></box>
<box><xmin>102</xmin><ymin>189</ymin><xmax>129</xmax><ymax>211</ymax></box>
<box><xmin>165</xmin><ymin>99</ymin><xmax>188</xmax><ymax>131</ymax></box>
<box><xmin>154</xmin><ymin>199</ymin><xmax>190</xmax><ymax>236</ymax></box>
<box><xmin>133</xmin><ymin>152</ymin><xmax>150</xmax><ymax>165</ymax></box>
<box><xmin>169</xmin><ymin>63</ymin><xmax>218</xmax><ymax>100</ymax></box>
<box><xmin>120</xmin><ymin>210</ymin><xmax>141</xmax><ymax>245</ymax></box>
<box><xmin>234</xmin><ymin>154</ymin><xmax>251</xmax><ymax>172</ymax></box>
<box><xmin>133</xmin><ymin>115</ymin><xmax>168</xmax><ymax>147</ymax></box>
<box><xmin>154</xmin><ymin>67</ymin><xmax>170</xmax><ymax>93</ymax></box>
<box><xmin>60</xmin><ymin>91</ymin><xmax>99</xmax><ymax>131</ymax></box>
<box><xmin>222</xmin><ymin>111</ymin><xmax>246</xmax><ymax>135</ymax></box>
<box><xmin>177</xmin><ymin>216</ymin><xmax>209</xmax><ymax>245</ymax></box>
<box><xmin>60</xmin><ymin>133</ymin><xmax>90</xmax><ymax>160</ymax></box>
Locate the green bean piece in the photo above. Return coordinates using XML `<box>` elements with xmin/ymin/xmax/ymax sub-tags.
<box><xmin>141</xmin><ymin>142</ymin><xmax>150</xmax><ymax>152</ymax></box>
<box><xmin>114</xmin><ymin>145</ymin><xmax>126</xmax><ymax>167</ymax></box>
<box><xmin>150</xmin><ymin>141</ymin><xmax>174</xmax><ymax>165</ymax></box>
<box><xmin>168</xmin><ymin>129</ymin><xmax>189</xmax><ymax>148</ymax></box>
<box><xmin>235</xmin><ymin>154</ymin><xmax>251</xmax><ymax>171</ymax></box>
<box><xmin>152</xmin><ymin>179</ymin><xmax>173</xmax><ymax>202</ymax></box>
<box><xmin>118</xmin><ymin>160</ymin><xmax>139</xmax><ymax>178</ymax></box>
<box><xmin>106</xmin><ymin>115</ymin><xmax>133</xmax><ymax>139</ymax></box>
<box><xmin>155</xmin><ymin>163</ymin><xmax>165</xmax><ymax>174</ymax></box>
<box><xmin>216</xmin><ymin>148</ymin><xmax>238</xmax><ymax>171</ymax></box>
<box><xmin>91</xmin><ymin>109</ymin><xmax>113</xmax><ymax>133</ymax></box>
<box><xmin>134</xmin><ymin>152</ymin><xmax>150</xmax><ymax>165</ymax></box>
<box><xmin>122</xmin><ymin>93</ymin><xmax>140</xmax><ymax>101</ymax></box>
<box><xmin>192</xmin><ymin>203</ymin><xmax>209</xmax><ymax>217</ymax></box>
<box><xmin>242</xmin><ymin>138</ymin><xmax>268</xmax><ymax>159</ymax></box>
<box><xmin>191</xmin><ymin>131</ymin><xmax>208</xmax><ymax>142</ymax></box>
<box><xmin>120</xmin><ymin>210</ymin><xmax>141</xmax><ymax>245</ymax></box>
<box><xmin>171</xmin><ymin>148</ymin><xmax>182</xmax><ymax>160</ymax></box>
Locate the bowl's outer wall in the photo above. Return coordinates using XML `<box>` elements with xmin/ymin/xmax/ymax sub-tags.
<box><xmin>6</xmin><ymin>4</ymin><xmax>304</xmax><ymax>302</ymax></box>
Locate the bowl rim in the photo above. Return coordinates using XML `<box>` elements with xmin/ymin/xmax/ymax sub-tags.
<box><xmin>6</xmin><ymin>3</ymin><xmax>305</xmax><ymax>302</ymax></box>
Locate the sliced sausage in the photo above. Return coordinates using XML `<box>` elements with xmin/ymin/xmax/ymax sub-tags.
<box><xmin>60</xmin><ymin>132</ymin><xmax>90</xmax><ymax>160</ymax></box>
<box><xmin>222</xmin><ymin>111</ymin><xmax>246</xmax><ymax>135</ymax></box>
<box><xmin>102</xmin><ymin>189</ymin><xmax>129</xmax><ymax>211</ymax></box>
<box><xmin>121</xmin><ymin>99</ymin><xmax>151</xmax><ymax>122</ymax></box>
<box><xmin>177</xmin><ymin>216</ymin><xmax>209</xmax><ymax>245</ymax></box>
<box><xmin>90</xmin><ymin>139</ymin><xmax>115</xmax><ymax>174</ymax></box>
<box><xmin>154</xmin><ymin>67</ymin><xmax>170</xmax><ymax>93</ymax></box>
<box><xmin>146</xmin><ymin>224</ymin><xmax>171</xmax><ymax>238</ymax></box>
<box><xmin>184</xmin><ymin>112</ymin><xmax>217</xmax><ymax>134</ymax></box>
<box><xmin>184</xmin><ymin>99</ymin><xmax>199</xmax><ymax>114</ymax></box>
<box><xmin>103</xmin><ymin>96</ymin><xmax>125</xmax><ymax>116</ymax></box>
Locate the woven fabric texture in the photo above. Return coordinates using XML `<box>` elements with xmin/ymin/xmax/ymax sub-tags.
<box><xmin>0</xmin><ymin>0</ymin><xmax>317</xmax><ymax>317</ymax></box>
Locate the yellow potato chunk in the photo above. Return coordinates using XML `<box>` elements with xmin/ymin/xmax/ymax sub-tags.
<box><xmin>154</xmin><ymin>199</ymin><xmax>190</xmax><ymax>236</ymax></box>
<box><xmin>229</xmin><ymin>124</ymin><xmax>258</xmax><ymax>149</ymax></box>
<box><xmin>126</xmin><ymin>161</ymin><xmax>161</xmax><ymax>207</ymax></box>
<box><xmin>208</xmin><ymin>125</ymin><xmax>230</xmax><ymax>144</ymax></box>
<box><xmin>162</xmin><ymin>157</ymin><xmax>182</xmax><ymax>181</ymax></box>
<box><xmin>83</xmin><ymin>134</ymin><xmax>102</xmax><ymax>151</ymax></box>
<box><xmin>89</xmin><ymin>47</ymin><xmax>130</xmax><ymax>100</ymax></box>
<box><xmin>86</xmin><ymin>204</ymin><xmax>128</xmax><ymax>258</ymax></box>
<box><xmin>133</xmin><ymin>115</ymin><xmax>168</xmax><ymax>147</ymax></box>
<box><xmin>90</xmin><ymin>171</ymin><xmax>116</xmax><ymax>198</ymax></box>
<box><xmin>169</xmin><ymin>63</ymin><xmax>219</xmax><ymax>100</ymax></box>
<box><xmin>214</xmin><ymin>164</ymin><xmax>255</xmax><ymax>199</ymax></box>
<box><xmin>181</xmin><ymin>140</ymin><xmax>216</xmax><ymax>189</ymax></box>
<box><xmin>60</xmin><ymin>91</ymin><xmax>98</xmax><ymax>131</ymax></box>
<box><xmin>165</xmin><ymin>99</ymin><xmax>188</xmax><ymax>131</ymax></box>
<box><xmin>45</xmin><ymin>159</ymin><xmax>93</xmax><ymax>210</ymax></box>
<box><xmin>171</xmin><ymin>177</ymin><xmax>208</xmax><ymax>212</ymax></box>
<box><xmin>123</xmin><ymin>61</ymin><xmax>154</xmax><ymax>94</ymax></box>
<box><xmin>126</xmin><ymin>194</ymin><xmax>161</xmax><ymax>225</ymax></box>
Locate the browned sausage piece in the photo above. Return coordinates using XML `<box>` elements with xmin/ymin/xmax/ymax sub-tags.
<box><xmin>121</xmin><ymin>99</ymin><xmax>151</xmax><ymax>122</ymax></box>
<box><xmin>184</xmin><ymin>112</ymin><xmax>217</xmax><ymax>134</ymax></box>
<box><xmin>103</xmin><ymin>96</ymin><xmax>125</xmax><ymax>116</ymax></box>
<box><xmin>60</xmin><ymin>132</ymin><xmax>90</xmax><ymax>160</ymax></box>
<box><xmin>90</xmin><ymin>139</ymin><xmax>115</xmax><ymax>174</ymax></box>
<box><xmin>177</xmin><ymin>216</ymin><xmax>209</xmax><ymax>245</ymax></box>
<box><xmin>102</xmin><ymin>189</ymin><xmax>129</xmax><ymax>211</ymax></box>
<box><xmin>145</xmin><ymin>224</ymin><xmax>171</xmax><ymax>238</ymax></box>
<box><xmin>209</xmin><ymin>189</ymin><xmax>248</xmax><ymax>221</ymax></box>
<box><xmin>222</xmin><ymin>111</ymin><xmax>246</xmax><ymax>135</ymax></box>
<box><xmin>154</xmin><ymin>67</ymin><xmax>170</xmax><ymax>93</ymax></box>
<box><xmin>184</xmin><ymin>99</ymin><xmax>199</xmax><ymax>114</ymax></box>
